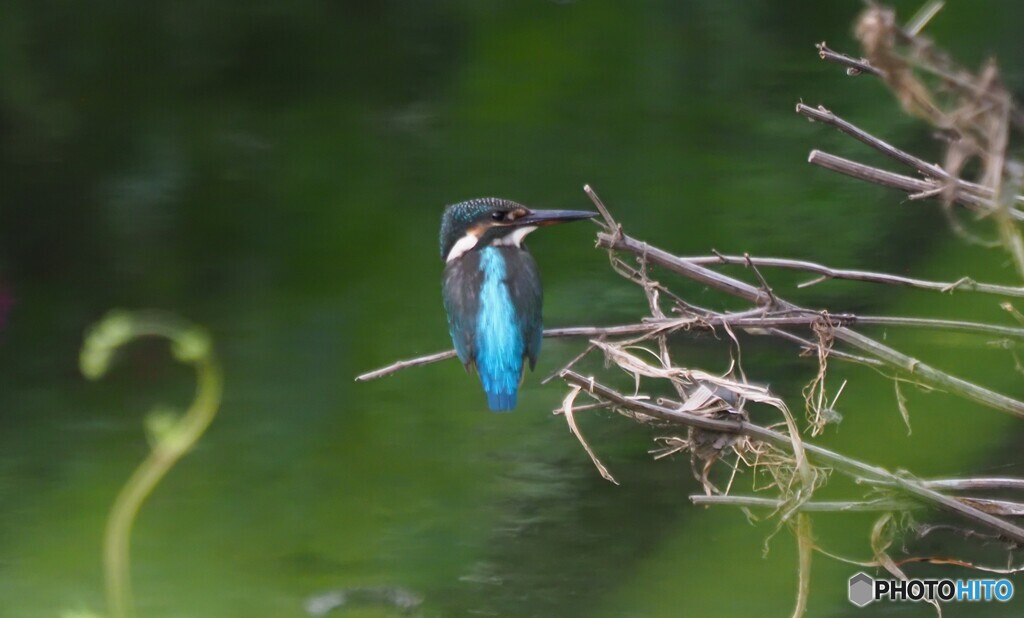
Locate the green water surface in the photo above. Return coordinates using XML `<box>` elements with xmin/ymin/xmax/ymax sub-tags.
<box><xmin>1</xmin><ymin>1</ymin><xmax>1023</xmax><ymax>616</ymax></box>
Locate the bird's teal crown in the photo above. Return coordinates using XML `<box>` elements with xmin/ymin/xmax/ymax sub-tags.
<box><xmin>439</xmin><ymin>197</ymin><xmax>524</xmax><ymax>260</ymax></box>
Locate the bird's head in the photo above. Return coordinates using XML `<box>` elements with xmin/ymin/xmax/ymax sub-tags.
<box><xmin>439</xmin><ymin>198</ymin><xmax>596</xmax><ymax>263</ymax></box>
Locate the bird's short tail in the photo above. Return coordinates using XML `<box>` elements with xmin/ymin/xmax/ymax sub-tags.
<box><xmin>485</xmin><ymin>390</ymin><xmax>517</xmax><ymax>412</ymax></box>
<box><xmin>476</xmin><ymin>349</ymin><xmax>524</xmax><ymax>412</ymax></box>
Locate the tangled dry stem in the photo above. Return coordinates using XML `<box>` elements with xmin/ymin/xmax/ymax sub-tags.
<box><xmin>813</xmin><ymin>4</ymin><xmax>1024</xmax><ymax>274</ymax></box>
<box><xmin>561</xmin><ymin>183</ymin><xmax>1024</xmax><ymax>549</ymax></box>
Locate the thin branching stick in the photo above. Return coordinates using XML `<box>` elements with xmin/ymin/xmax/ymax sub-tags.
<box><xmin>355</xmin><ymin>310</ymin><xmax>1024</xmax><ymax>382</ymax></box>
<box><xmin>861</xmin><ymin>477</ymin><xmax>1024</xmax><ymax>492</ymax></box>
<box><xmin>823</xmin><ymin>11</ymin><xmax>1024</xmax><ymax>128</ymax></box>
<box><xmin>798</xmin><ymin>103</ymin><xmax>943</xmax><ymax>179</ymax></box>
<box><xmin>687</xmin><ymin>252</ymin><xmax>1024</xmax><ymax>297</ymax></box>
<box><xmin>595</xmin><ymin>229</ymin><xmax>1024</xmax><ymax>418</ymax></box>
<box><xmin>559</xmin><ymin>370</ymin><xmax>1024</xmax><ymax>544</ymax></box>
<box><xmin>765</xmin><ymin>328</ymin><xmax>885</xmax><ymax>368</ymax></box>
<box><xmin>354</xmin><ymin>350</ymin><xmax>459</xmax><ymax>382</ymax></box>
<box><xmin>691</xmin><ymin>495</ymin><xmax>922</xmax><ymax>512</ymax></box>
<box><xmin>807</xmin><ymin>150</ymin><xmax>1024</xmax><ymax>220</ymax></box>
<box><xmin>815</xmin><ymin>41</ymin><xmax>884</xmax><ymax>77</ymax></box>
<box><xmin>692</xmin><ymin>494</ymin><xmax>1024</xmax><ymax>517</ymax></box>
<box><xmin>797</xmin><ymin>103</ymin><xmax>1024</xmax><ymax>208</ymax></box>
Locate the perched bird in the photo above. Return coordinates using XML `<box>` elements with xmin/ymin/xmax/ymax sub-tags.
<box><xmin>440</xmin><ymin>198</ymin><xmax>596</xmax><ymax>411</ymax></box>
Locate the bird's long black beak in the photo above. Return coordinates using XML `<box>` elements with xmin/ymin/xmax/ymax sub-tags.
<box><xmin>516</xmin><ymin>209</ymin><xmax>597</xmax><ymax>227</ymax></box>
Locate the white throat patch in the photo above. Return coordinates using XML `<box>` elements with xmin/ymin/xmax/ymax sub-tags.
<box><xmin>447</xmin><ymin>226</ymin><xmax>538</xmax><ymax>262</ymax></box>
<box><xmin>446</xmin><ymin>232</ymin><xmax>480</xmax><ymax>263</ymax></box>
<box><xmin>492</xmin><ymin>226</ymin><xmax>537</xmax><ymax>248</ymax></box>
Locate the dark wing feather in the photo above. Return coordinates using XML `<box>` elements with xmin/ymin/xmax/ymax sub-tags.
<box><xmin>442</xmin><ymin>253</ymin><xmax>483</xmax><ymax>369</ymax></box>
<box><xmin>502</xmin><ymin>247</ymin><xmax>543</xmax><ymax>370</ymax></box>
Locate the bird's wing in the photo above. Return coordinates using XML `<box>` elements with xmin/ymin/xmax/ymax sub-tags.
<box><xmin>442</xmin><ymin>254</ymin><xmax>483</xmax><ymax>370</ymax></box>
<box><xmin>505</xmin><ymin>249</ymin><xmax>543</xmax><ymax>371</ymax></box>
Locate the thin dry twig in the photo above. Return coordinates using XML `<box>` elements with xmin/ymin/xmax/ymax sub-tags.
<box><xmin>793</xmin><ymin>513</ymin><xmax>813</xmax><ymax>618</ymax></box>
<box><xmin>870</xmin><ymin>514</ymin><xmax>943</xmax><ymax>617</ymax></box>
<box><xmin>893</xmin><ymin>378</ymin><xmax>913</xmax><ymax>435</ymax></box>
<box><xmin>803</xmin><ymin>312</ymin><xmax>836</xmax><ymax>436</ymax></box>
<box><xmin>816</xmin><ymin>4</ymin><xmax>1024</xmax><ymax>275</ymax></box>
<box><xmin>355</xmin><ymin>309</ymin><xmax>1024</xmax><ymax>383</ymax></box>
<box><xmin>596</xmin><ymin>229</ymin><xmax>1024</xmax><ymax>418</ymax></box>
<box><xmin>559</xmin><ymin>370</ymin><xmax>1024</xmax><ymax>545</ymax></box>
<box><xmin>559</xmin><ymin>385</ymin><xmax>618</xmax><ymax>484</ymax></box>
<box><xmin>815</xmin><ymin>41</ymin><xmax>884</xmax><ymax>77</ymax></box>
<box><xmin>691</xmin><ymin>495</ymin><xmax>921</xmax><ymax>512</ymax></box>
<box><xmin>355</xmin><ymin>350</ymin><xmax>459</xmax><ymax>382</ymax></box>
<box><xmin>807</xmin><ymin>150</ymin><xmax>1024</xmax><ymax>221</ymax></box>
<box><xmin>797</xmin><ymin>103</ymin><xmax>1024</xmax><ymax>209</ymax></box>
<box><xmin>695</xmin><ymin>251</ymin><xmax>1024</xmax><ymax>297</ymax></box>
<box><xmin>860</xmin><ymin>476</ymin><xmax>1024</xmax><ymax>492</ymax></box>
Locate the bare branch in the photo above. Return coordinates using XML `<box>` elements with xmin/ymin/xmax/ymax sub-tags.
<box><xmin>691</xmin><ymin>252</ymin><xmax>1024</xmax><ymax>298</ymax></box>
<box><xmin>560</xmin><ymin>370</ymin><xmax>1024</xmax><ymax>544</ymax></box>
<box><xmin>797</xmin><ymin>103</ymin><xmax>1024</xmax><ymax>208</ymax></box>
<box><xmin>808</xmin><ymin>150</ymin><xmax>1024</xmax><ymax>221</ymax></box>
<box><xmin>597</xmin><ymin>230</ymin><xmax>1024</xmax><ymax>418</ymax></box>
<box><xmin>960</xmin><ymin>497</ymin><xmax>1024</xmax><ymax>517</ymax></box>
<box><xmin>354</xmin><ymin>350</ymin><xmax>458</xmax><ymax>382</ymax></box>
<box><xmin>691</xmin><ymin>495</ymin><xmax>921</xmax><ymax>512</ymax></box>
<box><xmin>798</xmin><ymin>103</ymin><xmax>938</xmax><ymax>177</ymax></box>
<box><xmin>584</xmin><ymin>183</ymin><xmax>618</xmax><ymax>232</ymax></box>
<box><xmin>815</xmin><ymin>42</ymin><xmax>884</xmax><ymax>77</ymax></box>
<box><xmin>852</xmin><ymin>315</ymin><xmax>1024</xmax><ymax>339</ymax></box>
<box><xmin>356</xmin><ymin>309</ymin><xmax>1024</xmax><ymax>383</ymax></box>
<box><xmin>860</xmin><ymin>477</ymin><xmax>1024</xmax><ymax>492</ymax></box>
<box><xmin>559</xmin><ymin>385</ymin><xmax>618</xmax><ymax>484</ymax></box>
<box><xmin>765</xmin><ymin>328</ymin><xmax>886</xmax><ymax>368</ymax></box>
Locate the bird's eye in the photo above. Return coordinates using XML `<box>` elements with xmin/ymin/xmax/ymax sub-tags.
<box><xmin>491</xmin><ymin>211</ymin><xmax>506</xmax><ymax>221</ymax></box>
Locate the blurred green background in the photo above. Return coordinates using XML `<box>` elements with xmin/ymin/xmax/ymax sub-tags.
<box><xmin>1</xmin><ymin>0</ymin><xmax>1023</xmax><ymax>616</ymax></box>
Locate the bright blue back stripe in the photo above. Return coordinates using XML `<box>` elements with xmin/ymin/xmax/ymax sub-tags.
<box><xmin>476</xmin><ymin>247</ymin><xmax>524</xmax><ymax>411</ymax></box>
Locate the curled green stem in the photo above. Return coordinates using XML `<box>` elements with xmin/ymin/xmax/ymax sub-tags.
<box><xmin>80</xmin><ymin>311</ymin><xmax>223</xmax><ymax>618</ymax></box>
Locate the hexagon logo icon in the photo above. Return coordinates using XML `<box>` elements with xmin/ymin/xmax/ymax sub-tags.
<box><xmin>849</xmin><ymin>572</ymin><xmax>875</xmax><ymax>607</ymax></box>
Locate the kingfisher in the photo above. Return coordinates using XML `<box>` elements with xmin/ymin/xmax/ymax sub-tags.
<box><xmin>440</xmin><ymin>198</ymin><xmax>596</xmax><ymax>411</ymax></box>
